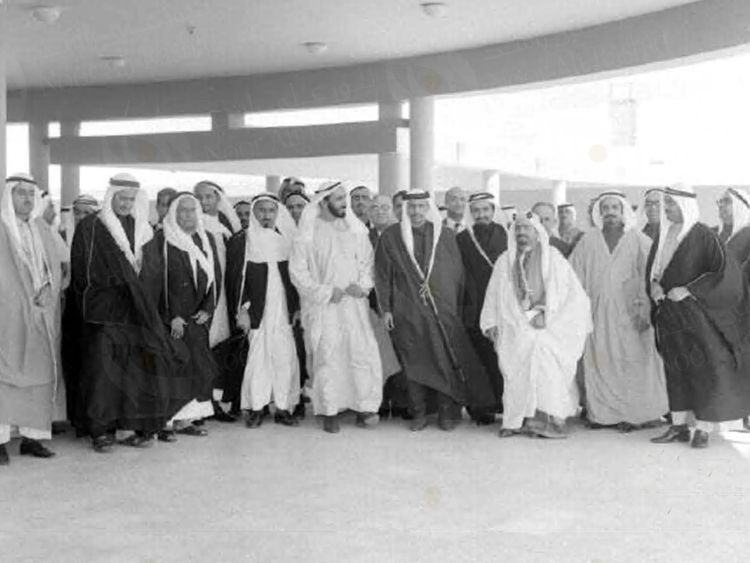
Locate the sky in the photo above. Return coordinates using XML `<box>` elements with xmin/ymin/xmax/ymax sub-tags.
<box><xmin>7</xmin><ymin>50</ymin><xmax>750</xmax><ymax>201</ymax></box>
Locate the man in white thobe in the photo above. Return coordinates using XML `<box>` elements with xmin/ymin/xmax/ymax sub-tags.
<box><xmin>290</xmin><ymin>181</ymin><xmax>382</xmax><ymax>433</ymax></box>
<box><xmin>570</xmin><ymin>191</ymin><xmax>668</xmax><ymax>431</ymax></box>
<box><xmin>481</xmin><ymin>211</ymin><xmax>591</xmax><ymax>438</ymax></box>
<box><xmin>236</xmin><ymin>194</ymin><xmax>301</xmax><ymax>428</ymax></box>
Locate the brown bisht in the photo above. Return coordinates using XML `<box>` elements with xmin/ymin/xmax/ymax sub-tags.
<box><xmin>70</xmin><ymin>215</ymin><xmax>187</xmax><ymax>435</ymax></box>
<box><xmin>374</xmin><ymin>222</ymin><xmax>496</xmax><ymax>411</ymax></box>
<box><xmin>646</xmin><ymin>222</ymin><xmax>750</xmax><ymax>421</ymax></box>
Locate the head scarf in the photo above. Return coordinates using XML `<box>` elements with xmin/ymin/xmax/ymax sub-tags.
<box><xmin>723</xmin><ymin>187</ymin><xmax>750</xmax><ymax>241</ymax></box>
<box><xmin>194</xmin><ymin>180</ymin><xmax>241</xmax><ymax>235</ymax></box>
<box><xmin>590</xmin><ymin>190</ymin><xmax>638</xmax><ymax>231</ymax></box>
<box><xmin>98</xmin><ymin>173</ymin><xmax>153</xmax><ymax>273</ymax></box>
<box><xmin>295</xmin><ymin>180</ymin><xmax>368</xmax><ymax>247</ymax></box>
<box><xmin>73</xmin><ymin>193</ymin><xmax>100</xmax><ymax>212</ymax></box>
<box><xmin>500</xmin><ymin>205</ymin><xmax>517</xmax><ymax>229</ymax></box>
<box><xmin>506</xmin><ymin>210</ymin><xmax>550</xmax><ymax>283</ymax></box>
<box><xmin>1</xmin><ymin>173</ymin><xmax>51</xmax><ymax>293</ymax></box>
<box><xmin>400</xmin><ymin>189</ymin><xmax>443</xmax><ymax>284</ymax></box>
<box><xmin>163</xmin><ymin>192</ymin><xmax>216</xmax><ymax>293</ymax></box>
<box><xmin>246</xmin><ymin>193</ymin><xmax>296</xmax><ymax>262</ymax></box>
<box><xmin>649</xmin><ymin>183</ymin><xmax>700</xmax><ymax>282</ymax></box>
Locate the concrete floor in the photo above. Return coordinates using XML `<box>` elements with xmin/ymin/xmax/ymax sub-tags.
<box><xmin>2</xmin><ymin>413</ymin><xmax>750</xmax><ymax>563</ymax></box>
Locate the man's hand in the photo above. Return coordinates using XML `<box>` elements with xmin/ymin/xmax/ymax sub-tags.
<box><xmin>331</xmin><ymin>287</ymin><xmax>345</xmax><ymax>304</ymax></box>
<box><xmin>484</xmin><ymin>326</ymin><xmax>499</xmax><ymax>342</ymax></box>
<box><xmin>170</xmin><ymin>317</ymin><xmax>187</xmax><ymax>339</ymax></box>
<box><xmin>383</xmin><ymin>312</ymin><xmax>395</xmax><ymax>331</ymax></box>
<box><xmin>650</xmin><ymin>281</ymin><xmax>665</xmax><ymax>303</ymax></box>
<box><xmin>237</xmin><ymin>309</ymin><xmax>251</xmax><ymax>335</ymax></box>
<box><xmin>345</xmin><ymin>283</ymin><xmax>366</xmax><ymax>298</ymax></box>
<box><xmin>667</xmin><ymin>286</ymin><xmax>691</xmax><ymax>302</ymax></box>
<box><xmin>530</xmin><ymin>310</ymin><xmax>546</xmax><ymax>329</ymax></box>
<box><xmin>193</xmin><ymin>310</ymin><xmax>211</xmax><ymax>325</ymax></box>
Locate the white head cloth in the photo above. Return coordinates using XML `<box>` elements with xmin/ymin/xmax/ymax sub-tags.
<box><xmin>591</xmin><ymin>190</ymin><xmax>638</xmax><ymax>231</ymax></box>
<box><xmin>725</xmin><ymin>187</ymin><xmax>750</xmax><ymax>241</ymax></box>
<box><xmin>295</xmin><ymin>180</ymin><xmax>367</xmax><ymax>247</ymax></box>
<box><xmin>506</xmin><ymin>210</ymin><xmax>551</xmax><ymax>283</ymax></box>
<box><xmin>499</xmin><ymin>205</ymin><xmax>517</xmax><ymax>228</ymax></box>
<box><xmin>246</xmin><ymin>193</ymin><xmax>296</xmax><ymax>263</ymax></box>
<box><xmin>98</xmin><ymin>173</ymin><xmax>153</xmax><ymax>273</ymax></box>
<box><xmin>163</xmin><ymin>192</ymin><xmax>216</xmax><ymax>291</ymax></box>
<box><xmin>400</xmin><ymin>189</ymin><xmax>443</xmax><ymax>283</ymax></box>
<box><xmin>1</xmin><ymin>173</ymin><xmax>50</xmax><ymax>292</ymax></box>
<box><xmin>649</xmin><ymin>182</ymin><xmax>700</xmax><ymax>282</ymax></box>
<box><xmin>195</xmin><ymin>180</ymin><xmax>241</xmax><ymax>235</ymax></box>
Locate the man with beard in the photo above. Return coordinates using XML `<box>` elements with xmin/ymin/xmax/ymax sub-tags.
<box><xmin>142</xmin><ymin>193</ymin><xmax>222</xmax><ymax>440</ymax></box>
<box><xmin>648</xmin><ymin>184</ymin><xmax>750</xmax><ymax>448</ymax></box>
<box><xmin>192</xmin><ymin>180</ymin><xmax>241</xmax><ymax>421</ymax></box>
<box><xmin>375</xmin><ymin>190</ymin><xmax>496</xmax><ymax>431</ymax></box>
<box><xmin>229</xmin><ymin>194</ymin><xmax>301</xmax><ymax>428</ymax></box>
<box><xmin>290</xmin><ymin>181</ymin><xmax>382</xmax><ymax>433</ymax></box>
<box><xmin>481</xmin><ymin>211</ymin><xmax>591</xmax><ymax>439</ymax></box>
<box><xmin>233</xmin><ymin>200</ymin><xmax>252</xmax><ymax>231</ymax></box>
<box><xmin>456</xmin><ymin>192</ymin><xmax>508</xmax><ymax>424</ymax></box>
<box><xmin>70</xmin><ymin>174</ymin><xmax>181</xmax><ymax>452</ymax></box>
<box><xmin>0</xmin><ymin>174</ymin><xmax>62</xmax><ymax>465</ymax></box>
<box><xmin>570</xmin><ymin>191</ymin><xmax>667</xmax><ymax>431</ymax></box>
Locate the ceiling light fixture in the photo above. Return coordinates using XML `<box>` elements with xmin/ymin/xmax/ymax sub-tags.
<box><xmin>100</xmin><ymin>56</ymin><xmax>127</xmax><ymax>69</ymax></box>
<box><xmin>32</xmin><ymin>5</ymin><xmax>63</xmax><ymax>24</ymax></box>
<box><xmin>420</xmin><ymin>2</ymin><xmax>447</xmax><ymax>18</ymax></box>
<box><xmin>303</xmin><ymin>42</ymin><xmax>328</xmax><ymax>55</ymax></box>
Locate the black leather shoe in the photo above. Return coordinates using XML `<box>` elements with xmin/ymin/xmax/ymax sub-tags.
<box><xmin>157</xmin><ymin>430</ymin><xmax>178</xmax><ymax>442</ymax></box>
<box><xmin>691</xmin><ymin>429</ymin><xmax>710</xmax><ymax>449</ymax></box>
<box><xmin>92</xmin><ymin>435</ymin><xmax>114</xmax><ymax>453</ymax></box>
<box><xmin>650</xmin><ymin>424</ymin><xmax>690</xmax><ymax>444</ymax></box>
<box><xmin>19</xmin><ymin>438</ymin><xmax>56</xmax><ymax>458</ymax></box>
<box><xmin>323</xmin><ymin>415</ymin><xmax>340</xmax><ymax>434</ymax></box>
<box><xmin>391</xmin><ymin>406</ymin><xmax>413</xmax><ymax>421</ymax></box>
<box><xmin>176</xmin><ymin>424</ymin><xmax>207</xmax><ymax>437</ymax></box>
<box><xmin>211</xmin><ymin>401</ymin><xmax>237</xmax><ymax>423</ymax></box>
<box><xmin>118</xmin><ymin>434</ymin><xmax>154</xmax><ymax>448</ymax></box>
<box><xmin>355</xmin><ymin>412</ymin><xmax>379</xmax><ymax>428</ymax></box>
<box><xmin>293</xmin><ymin>402</ymin><xmax>306</xmax><ymax>419</ymax></box>
<box><xmin>410</xmin><ymin>416</ymin><xmax>428</xmax><ymax>432</ymax></box>
<box><xmin>0</xmin><ymin>444</ymin><xmax>9</xmax><ymax>465</ymax></box>
<box><xmin>274</xmin><ymin>410</ymin><xmax>300</xmax><ymax>427</ymax></box>
<box><xmin>245</xmin><ymin>410</ymin><xmax>264</xmax><ymax>428</ymax></box>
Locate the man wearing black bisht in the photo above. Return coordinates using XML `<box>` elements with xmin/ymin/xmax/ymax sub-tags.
<box><xmin>375</xmin><ymin>189</ymin><xmax>496</xmax><ymax>432</ymax></box>
<box><xmin>70</xmin><ymin>174</ymin><xmax>184</xmax><ymax>452</ymax></box>
<box><xmin>142</xmin><ymin>192</ymin><xmax>222</xmax><ymax>440</ymax></box>
<box><xmin>456</xmin><ymin>192</ymin><xmax>507</xmax><ymax>423</ymax></box>
<box><xmin>647</xmin><ymin>184</ymin><xmax>750</xmax><ymax>449</ymax></box>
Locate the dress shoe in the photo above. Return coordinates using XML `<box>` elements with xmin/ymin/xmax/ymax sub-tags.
<box><xmin>378</xmin><ymin>406</ymin><xmax>391</xmax><ymax>420</ymax></box>
<box><xmin>245</xmin><ymin>410</ymin><xmax>264</xmax><ymax>428</ymax></box>
<box><xmin>293</xmin><ymin>402</ymin><xmax>306</xmax><ymax>419</ymax></box>
<box><xmin>274</xmin><ymin>410</ymin><xmax>300</xmax><ymax>427</ymax></box>
<box><xmin>92</xmin><ymin>435</ymin><xmax>114</xmax><ymax>453</ymax></box>
<box><xmin>473</xmin><ymin>413</ymin><xmax>496</xmax><ymax>426</ymax></box>
<box><xmin>118</xmin><ymin>434</ymin><xmax>154</xmax><ymax>448</ymax></box>
<box><xmin>391</xmin><ymin>406</ymin><xmax>413</xmax><ymax>420</ymax></box>
<box><xmin>355</xmin><ymin>412</ymin><xmax>380</xmax><ymax>428</ymax></box>
<box><xmin>211</xmin><ymin>402</ymin><xmax>237</xmax><ymax>423</ymax></box>
<box><xmin>157</xmin><ymin>430</ymin><xmax>178</xmax><ymax>443</ymax></box>
<box><xmin>176</xmin><ymin>424</ymin><xmax>207</xmax><ymax>437</ymax></box>
<box><xmin>617</xmin><ymin>422</ymin><xmax>637</xmax><ymax>434</ymax></box>
<box><xmin>650</xmin><ymin>424</ymin><xmax>690</xmax><ymax>444</ymax></box>
<box><xmin>19</xmin><ymin>438</ymin><xmax>56</xmax><ymax>458</ymax></box>
<box><xmin>0</xmin><ymin>444</ymin><xmax>9</xmax><ymax>466</ymax></box>
<box><xmin>323</xmin><ymin>415</ymin><xmax>340</xmax><ymax>434</ymax></box>
<box><xmin>498</xmin><ymin>428</ymin><xmax>522</xmax><ymax>438</ymax></box>
<box><xmin>410</xmin><ymin>416</ymin><xmax>428</xmax><ymax>432</ymax></box>
<box><xmin>691</xmin><ymin>429</ymin><xmax>710</xmax><ymax>449</ymax></box>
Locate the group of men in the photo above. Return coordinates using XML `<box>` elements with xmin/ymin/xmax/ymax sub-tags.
<box><xmin>3</xmin><ymin>171</ymin><xmax>750</xmax><ymax>466</ymax></box>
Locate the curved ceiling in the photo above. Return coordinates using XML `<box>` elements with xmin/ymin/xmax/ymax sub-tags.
<box><xmin>5</xmin><ymin>0</ymin><xmax>697</xmax><ymax>89</ymax></box>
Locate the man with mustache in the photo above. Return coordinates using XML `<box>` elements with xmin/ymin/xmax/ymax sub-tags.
<box><xmin>481</xmin><ymin>211</ymin><xmax>591</xmax><ymax>438</ymax></box>
<box><xmin>570</xmin><ymin>191</ymin><xmax>668</xmax><ymax>432</ymax></box>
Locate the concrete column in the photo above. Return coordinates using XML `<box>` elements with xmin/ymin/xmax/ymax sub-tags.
<box><xmin>60</xmin><ymin>121</ymin><xmax>81</xmax><ymax>206</ymax></box>
<box><xmin>378</xmin><ymin>100</ymin><xmax>406</xmax><ymax>195</ymax></box>
<box><xmin>0</xmin><ymin>3</ymin><xmax>6</xmax><ymax>185</ymax></box>
<box><xmin>28</xmin><ymin>121</ymin><xmax>50</xmax><ymax>192</ymax></box>
<box><xmin>409</xmin><ymin>97</ymin><xmax>435</xmax><ymax>191</ymax></box>
<box><xmin>552</xmin><ymin>180</ymin><xmax>567</xmax><ymax>206</ymax></box>
<box><xmin>211</xmin><ymin>111</ymin><xmax>245</xmax><ymax>130</ymax></box>
<box><xmin>265</xmin><ymin>174</ymin><xmax>282</xmax><ymax>194</ymax></box>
